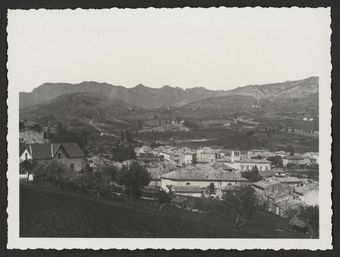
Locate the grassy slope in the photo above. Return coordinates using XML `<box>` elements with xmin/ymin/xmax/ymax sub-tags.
<box><xmin>139</xmin><ymin>128</ymin><xmax>318</xmax><ymax>152</ymax></box>
<box><xmin>20</xmin><ymin>184</ymin><xmax>307</xmax><ymax>238</ymax></box>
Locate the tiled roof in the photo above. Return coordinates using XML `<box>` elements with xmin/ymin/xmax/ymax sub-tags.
<box><xmin>23</xmin><ymin>143</ymin><xmax>85</xmax><ymax>160</ymax></box>
<box><xmin>282</xmin><ymin>155</ymin><xmax>305</xmax><ymax>160</ymax></box>
<box><xmin>61</xmin><ymin>143</ymin><xmax>86</xmax><ymax>158</ymax></box>
<box><xmin>161</xmin><ymin>164</ymin><xmax>247</xmax><ymax>181</ymax></box>
<box><xmin>275</xmin><ymin>177</ymin><xmax>302</xmax><ymax>184</ymax></box>
<box><xmin>253</xmin><ymin>176</ymin><xmax>302</xmax><ymax>190</ymax></box>
<box><xmin>234</xmin><ymin>159</ymin><xmax>272</xmax><ymax>164</ymax></box>
<box><xmin>30</xmin><ymin>144</ymin><xmax>55</xmax><ymax>159</ymax></box>
<box><xmin>253</xmin><ymin>179</ymin><xmax>281</xmax><ymax>190</ymax></box>
<box><xmin>294</xmin><ymin>183</ymin><xmax>319</xmax><ymax>195</ymax></box>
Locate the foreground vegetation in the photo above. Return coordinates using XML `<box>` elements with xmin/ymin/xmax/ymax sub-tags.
<box><xmin>20</xmin><ymin>184</ymin><xmax>308</xmax><ymax>238</ymax></box>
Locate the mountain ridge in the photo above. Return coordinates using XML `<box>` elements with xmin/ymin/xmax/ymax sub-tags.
<box><xmin>19</xmin><ymin>76</ymin><xmax>318</xmax><ymax>109</ymax></box>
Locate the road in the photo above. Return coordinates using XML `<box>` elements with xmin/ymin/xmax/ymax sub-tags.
<box><xmin>89</xmin><ymin>119</ymin><xmax>118</xmax><ymax>138</ymax></box>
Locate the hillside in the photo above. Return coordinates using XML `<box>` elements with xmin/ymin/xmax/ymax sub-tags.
<box><xmin>20</xmin><ymin>184</ymin><xmax>307</xmax><ymax>238</ymax></box>
<box><xmin>222</xmin><ymin>77</ymin><xmax>318</xmax><ymax>100</ymax></box>
<box><xmin>20</xmin><ymin>82</ymin><xmax>221</xmax><ymax>109</ymax></box>
<box><xmin>184</xmin><ymin>93</ymin><xmax>319</xmax><ymax>119</ymax></box>
<box><xmin>19</xmin><ymin>82</ymin><xmax>116</xmax><ymax>108</ymax></box>
<box><xmin>19</xmin><ymin>76</ymin><xmax>319</xmax><ymax>109</ymax></box>
<box><xmin>185</xmin><ymin>95</ymin><xmax>259</xmax><ymax>111</ymax></box>
<box><xmin>19</xmin><ymin>76</ymin><xmax>319</xmax><ymax>141</ymax></box>
<box><xmin>19</xmin><ymin>92</ymin><xmax>140</xmax><ymax>125</ymax></box>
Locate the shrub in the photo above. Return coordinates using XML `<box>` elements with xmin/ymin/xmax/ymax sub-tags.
<box><xmin>157</xmin><ymin>189</ymin><xmax>172</xmax><ymax>212</ymax></box>
<box><xmin>266</xmin><ymin>155</ymin><xmax>283</xmax><ymax>168</ymax></box>
<box><xmin>32</xmin><ymin>160</ymin><xmax>70</xmax><ymax>187</ymax></box>
<box><xmin>223</xmin><ymin>185</ymin><xmax>257</xmax><ymax>231</ymax></box>
<box><xmin>117</xmin><ymin>162</ymin><xmax>151</xmax><ymax>199</ymax></box>
<box><xmin>241</xmin><ymin>166</ymin><xmax>262</xmax><ymax>182</ymax></box>
<box><xmin>68</xmin><ymin>172</ymin><xmax>111</xmax><ymax>198</ymax></box>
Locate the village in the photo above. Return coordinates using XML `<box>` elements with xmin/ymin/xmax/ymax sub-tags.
<box><xmin>19</xmin><ymin>117</ymin><xmax>319</xmax><ymax>234</ymax></box>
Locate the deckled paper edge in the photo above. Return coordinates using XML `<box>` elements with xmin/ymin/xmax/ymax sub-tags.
<box><xmin>6</xmin><ymin>7</ymin><xmax>333</xmax><ymax>250</ymax></box>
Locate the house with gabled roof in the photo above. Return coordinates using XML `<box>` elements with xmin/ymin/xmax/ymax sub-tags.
<box><xmin>160</xmin><ymin>164</ymin><xmax>248</xmax><ymax>197</ymax></box>
<box><xmin>221</xmin><ymin>158</ymin><xmax>272</xmax><ymax>172</ymax></box>
<box><xmin>19</xmin><ymin>143</ymin><xmax>86</xmax><ymax>172</ymax></box>
<box><xmin>282</xmin><ymin>155</ymin><xmax>309</xmax><ymax>167</ymax></box>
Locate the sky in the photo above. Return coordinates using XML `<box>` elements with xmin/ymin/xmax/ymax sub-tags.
<box><xmin>7</xmin><ymin>7</ymin><xmax>331</xmax><ymax>92</ymax></box>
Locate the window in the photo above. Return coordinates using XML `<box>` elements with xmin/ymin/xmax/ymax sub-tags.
<box><xmin>260</xmin><ymin>166</ymin><xmax>262</xmax><ymax>171</ymax></box>
<box><xmin>25</xmin><ymin>153</ymin><xmax>28</xmax><ymax>160</ymax></box>
<box><xmin>57</xmin><ymin>153</ymin><xmax>61</xmax><ymax>159</ymax></box>
<box><xmin>70</xmin><ymin>163</ymin><xmax>74</xmax><ymax>171</ymax></box>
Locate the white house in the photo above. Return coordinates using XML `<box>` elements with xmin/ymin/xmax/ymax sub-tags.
<box><xmin>282</xmin><ymin>155</ymin><xmax>308</xmax><ymax>167</ymax></box>
<box><xmin>160</xmin><ymin>164</ymin><xmax>248</xmax><ymax>196</ymax></box>
<box><xmin>19</xmin><ymin>143</ymin><xmax>86</xmax><ymax>172</ymax></box>
<box><xmin>247</xmin><ymin>149</ymin><xmax>270</xmax><ymax>159</ymax></box>
<box><xmin>160</xmin><ymin>151</ymin><xmax>172</xmax><ymax>161</ymax></box>
<box><xmin>182</xmin><ymin>151</ymin><xmax>197</xmax><ymax>165</ymax></box>
<box><xmin>196</xmin><ymin>148</ymin><xmax>221</xmax><ymax>163</ymax></box>
<box><xmin>19</xmin><ymin>128</ymin><xmax>47</xmax><ymax>144</ymax></box>
<box><xmin>223</xmin><ymin>159</ymin><xmax>272</xmax><ymax>172</ymax></box>
<box><xmin>219</xmin><ymin>149</ymin><xmax>242</xmax><ymax>162</ymax></box>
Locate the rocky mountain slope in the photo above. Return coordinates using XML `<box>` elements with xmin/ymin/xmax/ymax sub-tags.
<box><xmin>221</xmin><ymin>77</ymin><xmax>318</xmax><ymax>99</ymax></box>
<box><xmin>20</xmin><ymin>77</ymin><xmax>318</xmax><ymax>109</ymax></box>
<box><xmin>19</xmin><ymin>82</ymin><xmax>221</xmax><ymax>109</ymax></box>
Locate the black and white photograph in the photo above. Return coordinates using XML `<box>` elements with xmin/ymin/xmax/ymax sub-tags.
<box><xmin>6</xmin><ymin>7</ymin><xmax>332</xmax><ymax>250</ymax></box>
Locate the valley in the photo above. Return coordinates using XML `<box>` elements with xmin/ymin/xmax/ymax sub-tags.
<box><xmin>19</xmin><ymin>77</ymin><xmax>319</xmax><ymax>155</ymax></box>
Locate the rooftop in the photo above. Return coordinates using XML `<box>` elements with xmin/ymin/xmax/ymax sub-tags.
<box><xmin>161</xmin><ymin>164</ymin><xmax>247</xmax><ymax>182</ymax></box>
<box><xmin>253</xmin><ymin>176</ymin><xmax>302</xmax><ymax>190</ymax></box>
<box><xmin>282</xmin><ymin>155</ymin><xmax>306</xmax><ymax>160</ymax></box>
<box><xmin>234</xmin><ymin>158</ymin><xmax>272</xmax><ymax>164</ymax></box>
<box><xmin>22</xmin><ymin>143</ymin><xmax>85</xmax><ymax>160</ymax></box>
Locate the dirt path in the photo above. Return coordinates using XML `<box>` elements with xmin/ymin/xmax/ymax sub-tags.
<box><xmin>89</xmin><ymin>119</ymin><xmax>118</xmax><ymax>138</ymax></box>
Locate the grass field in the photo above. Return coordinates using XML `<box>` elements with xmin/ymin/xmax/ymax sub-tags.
<box><xmin>138</xmin><ymin>128</ymin><xmax>318</xmax><ymax>152</ymax></box>
<box><xmin>20</xmin><ymin>184</ymin><xmax>308</xmax><ymax>238</ymax></box>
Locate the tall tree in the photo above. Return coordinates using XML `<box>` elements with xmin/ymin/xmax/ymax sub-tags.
<box><xmin>241</xmin><ymin>166</ymin><xmax>262</xmax><ymax>182</ymax></box>
<box><xmin>157</xmin><ymin>188</ymin><xmax>172</xmax><ymax>212</ymax></box>
<box><xmin>118</xmin><ymin>162</ymin><xmax>150</xmax><ymax>199</ymax></box>
<box><xmin>299</xmin><ymin>205</ymin><xmax>319</xmax><ymax>238</ymax></box>
<box><xmin>267</xmin><ymin>155</ymin><xmax>283</xmax><ymax>168</ymax></box>
<box><xmin>112</xmin><ymin>142</ymin><xmax>136</xmax><ymax>162</ymax></box>
<box><xmin>31</xmin><ymin>160</ymin><xmax>70</xmax><ymax>187</ymax></box>
<box><xmin>223</xmin><ymin>185</ymin><xmax>257</xmax><ymax>231</ymax></box>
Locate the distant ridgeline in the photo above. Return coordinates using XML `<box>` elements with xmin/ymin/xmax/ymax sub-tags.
<box><xmin>19</xmin><ymin>77</ymin><xmax>318</xmax><ymax>122</ymax></box>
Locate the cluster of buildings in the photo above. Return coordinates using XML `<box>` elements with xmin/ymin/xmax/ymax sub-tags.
<box><xmin>253</xmin><ymin>177</ymin><xmax>318</xmax><ymax>217</ymax></box>
<box><xmin>141</xmin><ymin>118</ymin><xmax>189</xmax><ymax>133</ymax></box>
<box><xmin>19</xmin><ymin>120</ymin><xmax>58</xmax><ymax>144</ymax></box>
<box><xmin>19</xmin><ymin>120</ymin><xmax>47</xmax><ymax>144</ymax></box>
<box><xmin>19</xmin><ymin>119</ymin><xmax>319</xmax><ymax>217</ymax></box>
<box><xmin>159</xmin><ymin>163</ymin><xmax>248</xmax><ymax>198</ymax></box>
<box><xmin>20</xmin><ymin>142</ymin><xmax>87</xmax><ymax>172</ymax></box>
<box><xmin>134</xmin><ymin>145</ymin><xmax>319</xmax><ymax>216</ymax></box>
<box><xmin>136</xmin><ymin>145</ymin><xmax>318</xmax><ymax>169</ymax></box>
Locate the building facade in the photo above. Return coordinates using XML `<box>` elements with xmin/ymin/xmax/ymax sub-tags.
<box><xmin>225</xmin><ymin>159</ymin><xmax>272</xmax><ymax>172</ymax></box>
<box><xmin>282</xmin><ymin>156</ymin><xmax>308</xmax><ymax>167</ymax></box>
<box><xmin>160</xmin><ymin>164</ymin><xmax>248</xmax><ymax>196</ymax></box>
<box><xmin>19</xmin><ymin>129</ymin><xmax>47</xmax><ymax>144</ymax></box>
<box><xmin>19</xmin><ymin>143</ymin><xmax>86</xmax><ymax>172</ymax></box>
